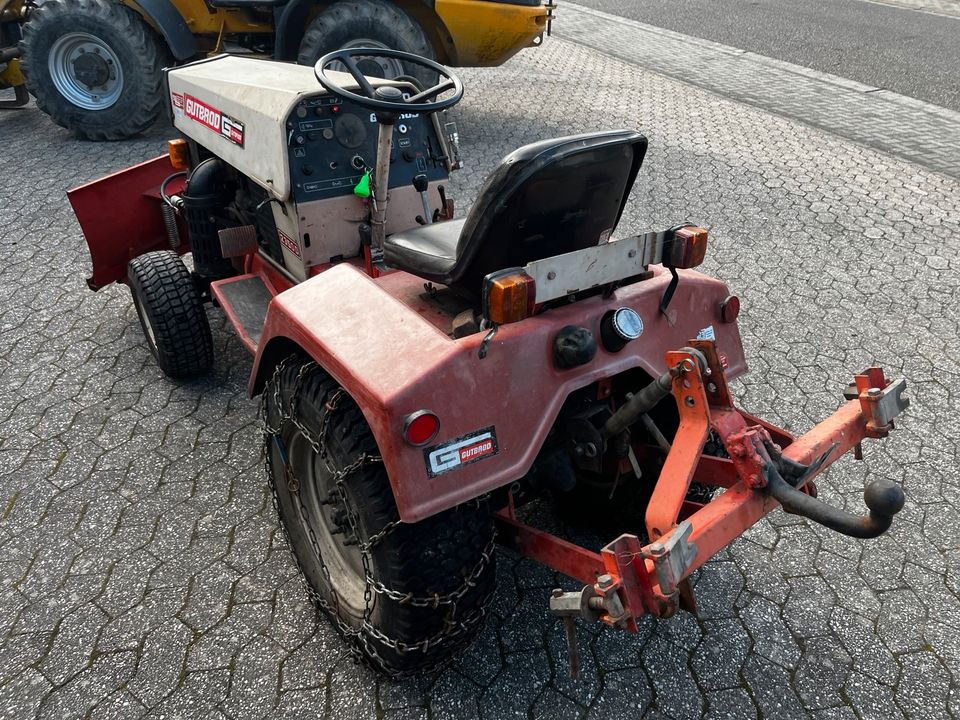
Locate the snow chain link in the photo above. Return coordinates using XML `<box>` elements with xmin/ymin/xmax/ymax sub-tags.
<box><xmin>261</xmin><ymin>358</ymin><xmax>496</xmax><ymax>677</ymax></box>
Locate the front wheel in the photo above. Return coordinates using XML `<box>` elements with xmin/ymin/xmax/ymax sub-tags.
<box><xmin>127</xmin><ymin>251</ymin><xmax>214</xmax><ymax>379</ymax></box>
<box><xmin>19</xmin><ymin>0</ymin><xmax>170</xmax><ymax>139</ymax></box>
<box><xmin>263</xmin><ymin>358</ymin><xmax>496</xmax><ymax>675</ymax></box>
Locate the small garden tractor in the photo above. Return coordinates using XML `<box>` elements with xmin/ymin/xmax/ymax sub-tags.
<box><xmin>10</xmin><ymin>0</ymin><xmax>553</xmax><ymax>140</ymax></box>
<box><xmin>68</xmin><ymin>49</ymin><xmax>910</xmax><ymax>677</ymax></box>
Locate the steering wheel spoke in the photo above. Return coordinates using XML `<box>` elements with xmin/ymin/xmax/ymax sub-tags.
<box><xmin>314</xmin><ymin>48</ymin><xmax>463</xmax><ymax>114</ymax></box>
<box><xmin>406</xmin><ymin>78</ymin><xmax>456</xmax><ymax>104</ymax></box>
<box><xmin>339</xmin><ymin>54</ymin><xmax>378</xmax><ymax>98</ymax></box>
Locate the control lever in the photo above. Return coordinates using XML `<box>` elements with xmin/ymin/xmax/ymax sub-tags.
<box><xmin>413</xmin><ymin>173</ymin><xmax>432</xmax><ymax>225</ymax></box>
<box><xmin>433</xmin><ymin>185</ymin><xmax>454</xmax><ymax>222</ymax></box>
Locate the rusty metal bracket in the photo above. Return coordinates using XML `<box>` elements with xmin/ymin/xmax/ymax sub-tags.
<box><xmin>550</xmin><ymin>573</ymin><xmax>627</xmax><ymax>678</ymax></box>
<box><xmin>845</xmin><ymin>367</ymin><xmax>910</xmax><ymax>437</ymax></box>
<box><xmin>859</xmin><ymin>379</ymin><xmax>909</xmax><ymax>433</ymax></box>
<box><xmin>648</xmin><ymin>520</ymin><xmax>698</xmax><ymax>600</ymax></box>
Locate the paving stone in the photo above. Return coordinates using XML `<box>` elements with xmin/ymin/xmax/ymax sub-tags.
<box><xmin>691</xmin><ymin>618</ymin><xmax>752</xmax><ymax>691</ymax></box>
<box><xmin>702</xmin><ymin>688</ymin><xmax>757</xmax><ymax>719</ymax></box>
<box><xmin>1</xmin><ymin>23</ymin><xmax>958</xmax><ymax>720</ymax></box>
<box><xmin>894</xmin><ymin>651</ymin><xmax>953</xmax><ymax>719</ymax></box>
<box><xmin>588</xmin><ymin>666</ymin><xmax>652</xmax><ymax>719</ymax></box>
<box><xmin>793</xmin><ymin>635</ymin><xmax>852</xmax><ymax>709</ymax></box>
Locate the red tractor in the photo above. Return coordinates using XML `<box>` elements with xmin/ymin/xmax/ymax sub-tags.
<box><xmin>69</xmin><ymin>49</ymin><xmax>909</xmax><ymax>677</ymax></box>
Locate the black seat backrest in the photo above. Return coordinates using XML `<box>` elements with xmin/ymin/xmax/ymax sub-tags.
<box><xmin>448</xmin><ymin>130</ymin><xmax>648</xmax><ymax>293</ymax></box>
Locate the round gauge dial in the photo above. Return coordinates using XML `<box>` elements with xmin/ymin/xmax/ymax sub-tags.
<box><xmin>334</xmin><ymin>113</ymin><xmax>367</xmax><ymax>149</ymax></box>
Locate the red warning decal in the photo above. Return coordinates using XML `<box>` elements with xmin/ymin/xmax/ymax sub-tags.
<box><xmin>278</xmin><ymin>229</ymin><xmax>302</xmax><ymax>259</ymax></box>
<box><xmin>183</xmin><ymin>94</ymin><xmax>245</xmax><ymax>147</ymax></box>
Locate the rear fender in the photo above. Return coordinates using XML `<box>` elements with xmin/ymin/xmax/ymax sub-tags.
<box><xmin>251</xmin><ymin>263</ymin><xmax>746</xmax><ymax>523</ymax></box>
<box><xmin>68</xmin><ymin>155</ymin><xmax>185</xmax><ymax>290</ymax></box>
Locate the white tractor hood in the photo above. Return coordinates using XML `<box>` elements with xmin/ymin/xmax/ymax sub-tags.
<box><xmin>167</xmin><ymin>55</ymin><xmax>384</xmax><ymax>201</ymax></box>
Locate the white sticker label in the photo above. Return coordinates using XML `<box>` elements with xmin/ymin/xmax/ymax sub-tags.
<box><xmin>424</xmin><ymin>427</ymin><xmax>498</xmax><ymax>478</ymax></box>
<box><xmin>697</xmin><ymin>325</ymin><xmax>716</xmax><ymax>341</ymax></box>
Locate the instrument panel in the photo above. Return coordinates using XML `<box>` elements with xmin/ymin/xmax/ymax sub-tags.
<box><xmin>286</xmin><ymin>94</ymin><xmax>449</xmax><ymax>204</ymax></box>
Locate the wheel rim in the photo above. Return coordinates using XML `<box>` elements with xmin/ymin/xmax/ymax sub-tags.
<box><xmin>329</xmin><ymin>39</ymin><xmax>406</xmax><ymax>79</ymax></box>
<box><xmin>48</xmin><ymin>32</ymin><xmax>124</xmax><ymax>110</ymax></box>
<box><xmin>131</xmin><ymin>290</ymin><xmax>159</xmax><ymax>352</ymax></box>
<box><xmin>287</xmin><ymin>430</ymin><xmax>368</xmax><ymax>615</ymax></box>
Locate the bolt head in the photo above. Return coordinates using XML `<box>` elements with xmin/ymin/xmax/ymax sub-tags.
<box><xmin>597</xmin><ymin>574</ymin><xmax>614</xmax><ymax>589</ymax></box>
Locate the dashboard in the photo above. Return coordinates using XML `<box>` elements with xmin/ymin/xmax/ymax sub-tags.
<box><xmin>286</xmin><ymin>94</ymin><xmax>450</xmax><ymax>205</ymax></box>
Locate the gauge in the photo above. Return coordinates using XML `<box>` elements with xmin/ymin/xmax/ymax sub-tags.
<box><xmin>334</xmin><ymin>113</ymin><xmax>367</xmax><ymax>149</ymax></box>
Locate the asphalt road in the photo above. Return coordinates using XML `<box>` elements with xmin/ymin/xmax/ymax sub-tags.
<box><xmin>567</xmin><ymin>0</ymin><xmax>960</xmax><ymax>111</ymax></box>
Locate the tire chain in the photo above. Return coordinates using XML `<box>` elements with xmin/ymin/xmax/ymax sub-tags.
<box><xmin>261</xmin><ymin>358</ymin><xmax>496</xmax><ymax>677</ymax></box>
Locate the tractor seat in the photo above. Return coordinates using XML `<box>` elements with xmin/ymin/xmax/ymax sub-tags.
<box><xmin>383</xmin><ymin>130</ymin><xmax>648</xmax><ymax>299</ymax></box>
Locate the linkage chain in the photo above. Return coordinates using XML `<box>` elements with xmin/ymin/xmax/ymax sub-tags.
<box><xmin>260</xmin><ymin>359</ymin><xmax>495</xmax><ymax>677</ymax></box>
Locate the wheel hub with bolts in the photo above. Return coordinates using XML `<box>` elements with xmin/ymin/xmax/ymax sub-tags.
<box><xmin>72</xmin><ymin>48</ymin><xmax>111</xmax><ymax>89</ymax></box>
<box><xmin>331</xmin><ymin>39</ymin><xmax>406</xmax><ymax>79</ymax></box>
<box><xmin>48</xmin><ymin>32</ymin><xmax>123</xmax><ymax>109</ymax></box>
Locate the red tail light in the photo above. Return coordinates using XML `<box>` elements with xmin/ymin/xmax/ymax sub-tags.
<box><xmin>403</xmin><ymin>410</ymin><xmax>440</xmax><ymax>446</ymax></box>
<box><xmin>720</xmin><ymin>295</ymin><xmax>741</xmax><ymax>323</ymax></box>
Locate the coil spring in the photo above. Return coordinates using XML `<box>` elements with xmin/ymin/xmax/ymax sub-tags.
<box><xmin>161</xmin><ymin>202</ymin><xmax>180</xmax><ymax>249</ymax></box>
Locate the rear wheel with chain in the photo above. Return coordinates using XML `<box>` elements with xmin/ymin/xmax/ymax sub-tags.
<box><xmin>263</xmin><ymin>357</ymin><xmax>496</xmax><ymax>675</ymax></box>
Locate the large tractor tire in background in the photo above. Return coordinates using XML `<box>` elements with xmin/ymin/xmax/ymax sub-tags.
<box><xmin>264</xmin><ymin>358</ymin><xmax>496</xmax><ymax>675</ymax></box>
<box><xmin>127</xmin><ymin>251</ymin><xmax>214</xmax><ymax>379</ymax></box>
<box><xmin>20</xmin><ymin>0</ymin><xmax>169</xmax><ymax>140</ymax></box>
<box><xmin>297</xmin><ymin>0</ymin><xmax>436</xmax><ymax>85</ymax></box>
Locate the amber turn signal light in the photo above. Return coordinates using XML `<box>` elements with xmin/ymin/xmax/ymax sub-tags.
<box><xmin>482</xmin><ymin>269</ymin><xmax>536</xmax><ymax>325</ymax></box>
<box><xmin>665</xmin><ymin>226</ymin><xmax>708</xmax><ymax>269</ymax></box>
<box><xmin>168</xmin><ymin>138</ymin><xmax>190</xmax><ymax>171</ymax></box>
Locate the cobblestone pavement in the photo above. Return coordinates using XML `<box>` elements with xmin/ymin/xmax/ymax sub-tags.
<box><xmin>557</xmin><ymin>2</ymin><xmax>960</xmax><ymax>178</ymax></box>
<box><xmin>1</xmin><ymin>34</ymin><xmax>959</xmax><ymax>720</ymax></box>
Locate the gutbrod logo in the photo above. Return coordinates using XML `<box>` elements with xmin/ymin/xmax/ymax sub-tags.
<box><xmin>424</xmin><ymin>427</ymin><xmax>498</xmax><ymax>478</ymax></box>
<box><xmin>184</xmin><ymin>94</ymin><xmax>245</xmax><ymax>147</ymax></box>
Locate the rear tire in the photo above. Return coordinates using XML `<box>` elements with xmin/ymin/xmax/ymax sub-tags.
<box><xmin>297</xmin><ymin>0</ymin><xmax>436</xmax><ymax>85</ymax></box>
<box><xmin>127</xmin><ymin>251</ymin><xmax>214</xmax><ymax>379</ymax></box>
<box><xmin>20</xmin><ymin>0</ymin><xmax>170</xmax><ymax>140</ymax></box>
<box><xmin>264</xmin><ymin>358</ymin><xmax>496</xmax><ymax>675</ymax></box>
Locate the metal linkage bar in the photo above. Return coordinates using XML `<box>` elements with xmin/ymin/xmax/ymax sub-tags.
<box><xmin>498</xmin><ymin>340</ymin><xmax>908</xmax><ymax>652</ymax></box>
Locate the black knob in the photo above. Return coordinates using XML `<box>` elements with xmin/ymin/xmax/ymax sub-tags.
<box><xmin>375</xmin><ymin>86</ymin><xmax>404</xmax><ymax>101</ymax></box>
<box><xmin>554</xmin><ymin>326</ymin><xmax>597</xmax><ymax>369</ymax></box>
<box><xmin>302</xmin><ymin>165</ymin><xmax>313</xmax><ymax>176</ymax></box>
<box><xmin>413</xmin><ymin>174</ymin><xmax>429</xmax><ymax>192</ymax></box>
<box><xmin>402</xmin><ymin>149</ymin><xmax>416</xmax><ymax>162</ymax></box>
<box><xmin>600</xmin><ymin>307</ymin><xmax>644</xmax><ymax>353</ymax></box>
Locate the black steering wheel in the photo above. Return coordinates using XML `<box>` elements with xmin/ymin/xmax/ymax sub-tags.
<box><xmin>314</xmin><ymin>48</ymin><xmax>464</xmax><ymax>114</ymax></box>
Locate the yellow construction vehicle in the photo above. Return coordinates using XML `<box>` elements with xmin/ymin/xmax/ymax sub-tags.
<box><xmin>0</xmin><ymin>0</ymin><xmax>28</xmax><ymax>107</ymax></box>
<box><xmin>6</xmin><ymin>0</ymin><xmax>554</xmax><ymax>139</ymax></box>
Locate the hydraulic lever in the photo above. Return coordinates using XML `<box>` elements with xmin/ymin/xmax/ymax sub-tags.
<box><xmin>413</xmin><ymin>173</ymin><xmax>432</xmax><ymax>225</ymax></box>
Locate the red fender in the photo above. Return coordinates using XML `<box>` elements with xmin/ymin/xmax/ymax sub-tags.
<box><xmin>250</xmin><ymin>263</ymin><xmax>747</xmax><ymax>522</ymax></box>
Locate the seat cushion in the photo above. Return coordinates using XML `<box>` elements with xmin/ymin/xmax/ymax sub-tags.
<box><xmin>383</xmin><ymin>218</ymin><xmax>464</xmax><ymax>283</ymax></box>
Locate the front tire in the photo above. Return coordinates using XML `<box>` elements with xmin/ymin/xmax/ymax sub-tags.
<box><xmin>297</xmin><ymin>0</ymin><xmax>436</xmax><ymax>85</ymax></box>
<box><xmin>264</xmin><ymin>358</ymin><xmax>496</xmax><ymax>675</ymax></box>
<box><xmin>20</xmin><ymin>0</ymin><xmax>170</xmax><ymax>140</ymax></box>
<box><xmin>127</xmin><ymin>251</ymin><xmax>214</xmax><ymax>379</ymax></box>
